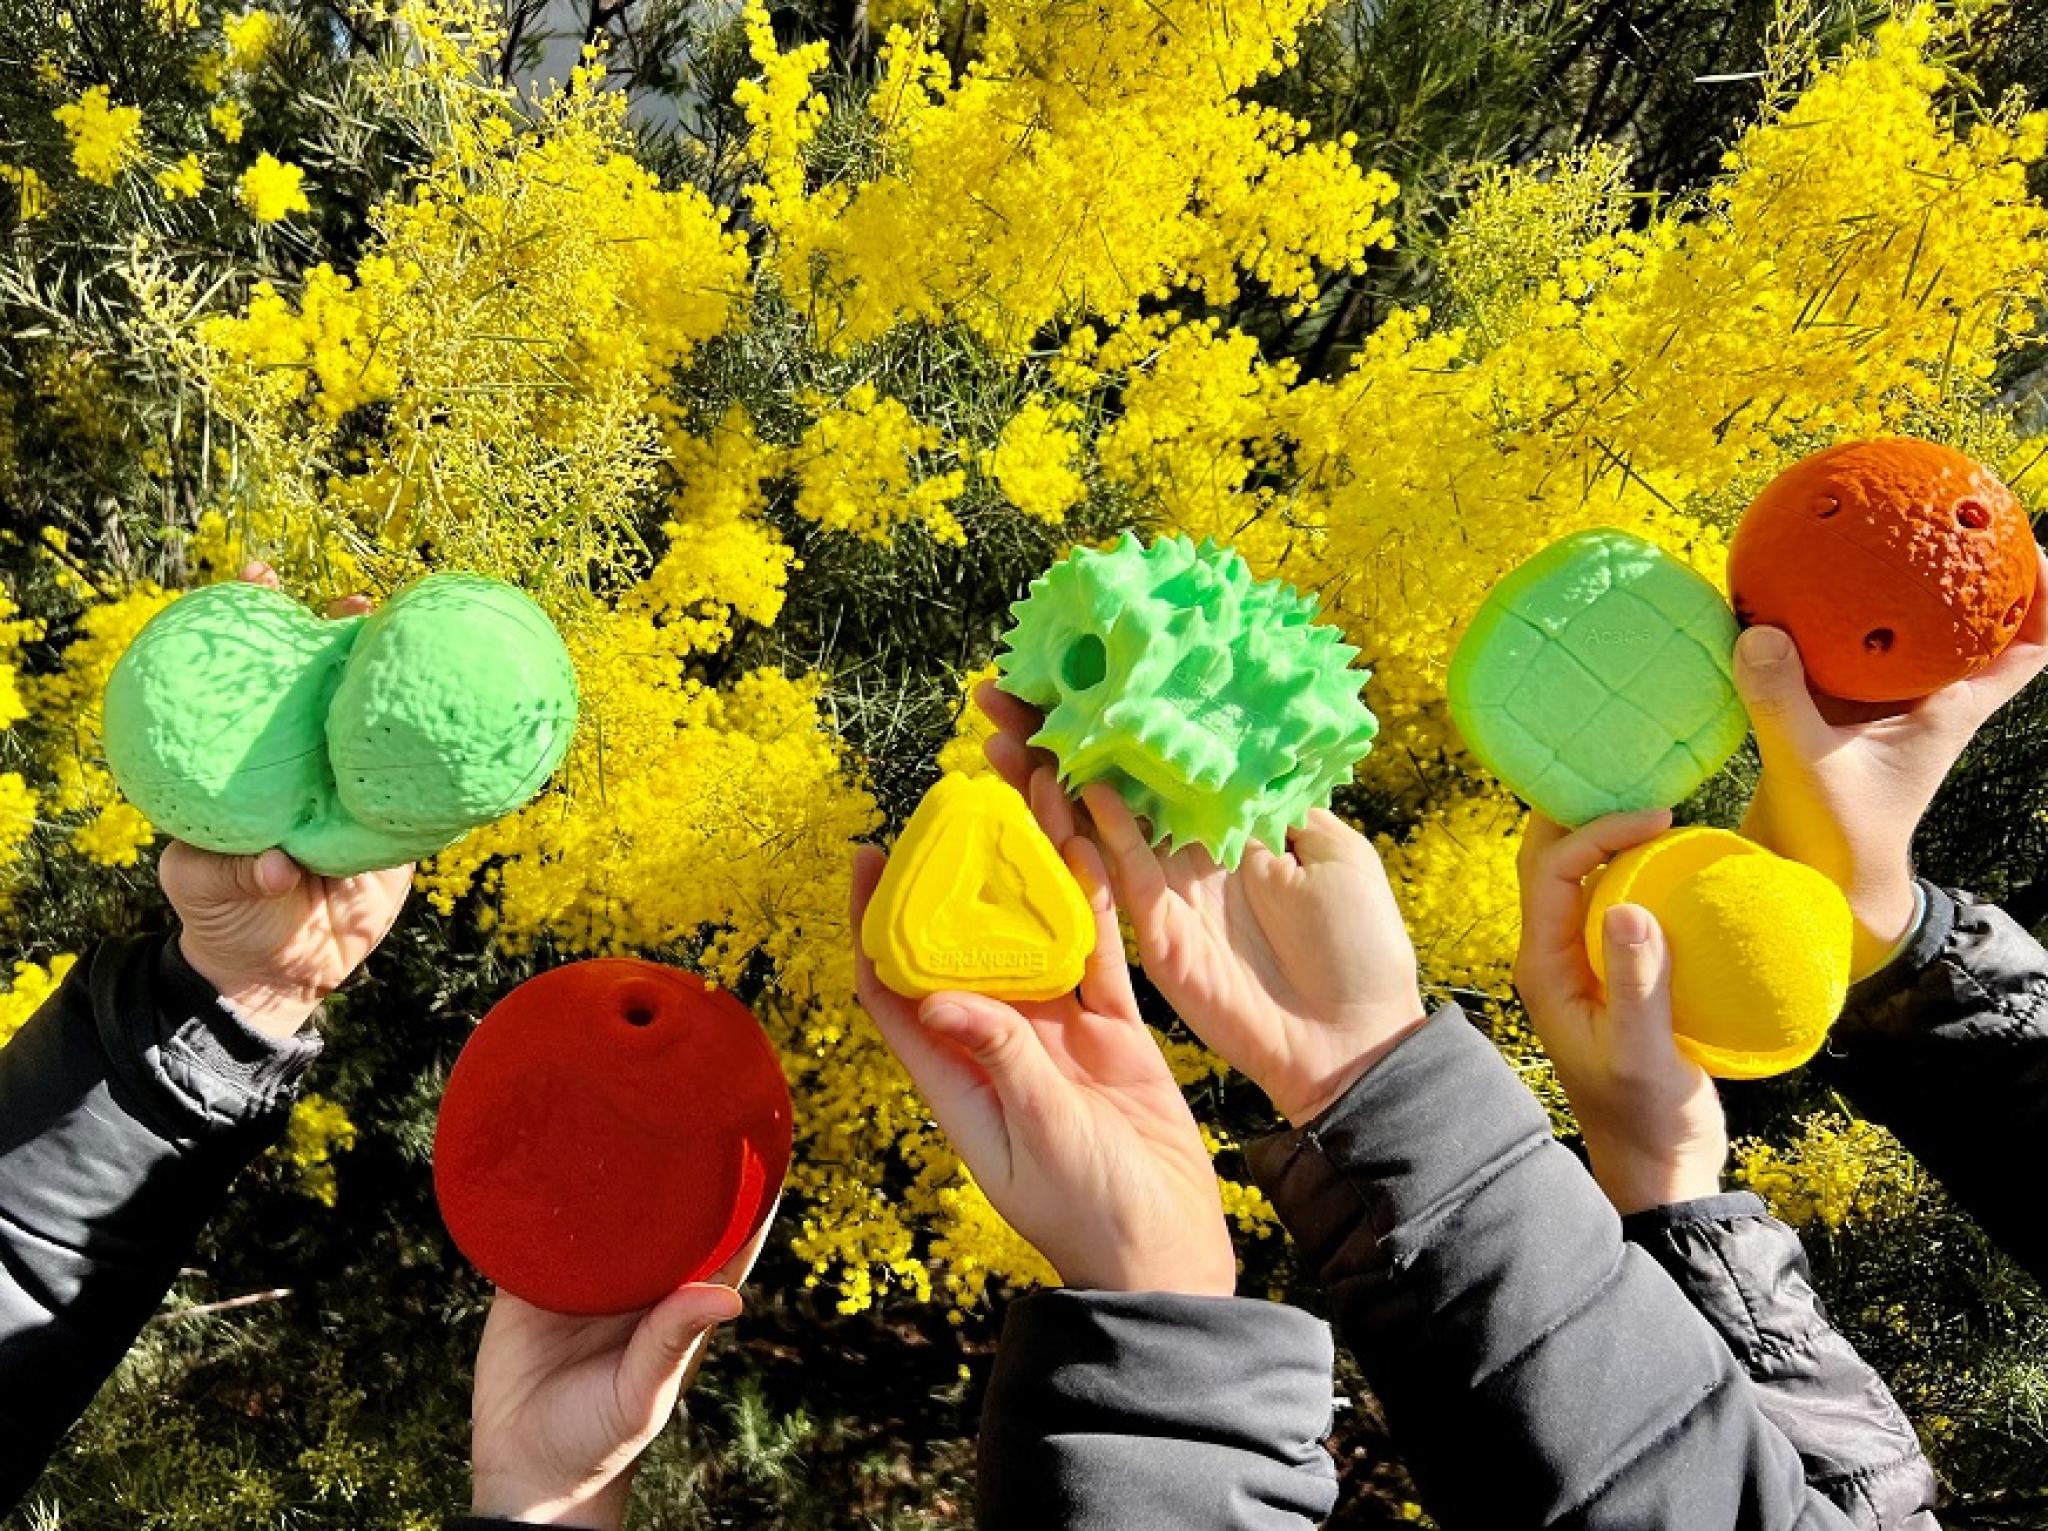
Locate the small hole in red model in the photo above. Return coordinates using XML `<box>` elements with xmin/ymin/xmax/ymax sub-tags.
<box><xmin>1863</xmin><ymin>627</ymin><xmax>1895</xmax><ymax>653</ymax></box>
<box><xmin>1956</xmin><ymin>499</ymin><xmax>1992</xmax><ymax>530</ymax></box>
<box><xmin>1813</xmin><ymin>495</ymin><xmax>1840</xmax><ymax>519</ymax></box>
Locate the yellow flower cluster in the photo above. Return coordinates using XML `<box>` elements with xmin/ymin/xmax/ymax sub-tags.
<box><xmin>1</xmin><ymin>165</ymin><xmax>52</xmax><ymax>222</ymax></box>
<box><xmin>224</xmin><ymin>9</ymin><xmax>280</xmax><ymax>73</ymax></box>
<box><xmin>1735</xmin><ymin>1112</ymin><xmax>1926</xmax><ymax>1232</ymax></box>
<box><xmin>738</xmin><ymin>0</ymin><xmax>1397</xmax><ymax>350</ymax></box>
<box><xmin>274</xmin><ymin>1094</ymin><xmax>359</xmax><ymax>1207</ymax></box>
<box><xmin>983</xmin><ymin>400</ymin><xmax>1088</xmax><ymax>525</ymax></box>
<box><xmin>157</xmin><ymin>153</ymin><xmax>205</xmax><ymax>201</ymax></box>
<box><xmin>0</xmin><ymin>956</ymin><xmax>78</xmax><ymax>1050</ymax></box>
<box><xmin>22</xmin><ymin>568</ymin><xmax>175</xmax><ymax>868</ymax></box>
<box><xmin>53</xmin><ymin>87</ymin><xmax>144</xmax><ymax>186</ymax></box>
<box><xmin>237</xmin><ymin>152</ymin><xmax>310</xmax><ymax>223</ymax></box>
<box><xmin>189</xmin><ymin>23</ymin><xmax>750</xmax><ymax>602</ymax></box>
<box><xmin>790</xmin><ymin>383</ymin><xmax>965</xmax><ymax>545</ymax></box>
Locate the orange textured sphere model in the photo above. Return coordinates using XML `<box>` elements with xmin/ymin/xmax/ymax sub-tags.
<box><xmin>1729</xmin><ymin>438</ymin><xmax>2037</xmax><ymax>702</ymax></box>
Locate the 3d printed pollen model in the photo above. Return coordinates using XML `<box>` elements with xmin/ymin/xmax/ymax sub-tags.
<box><xmin>433</xmin><ymin>959</ymin><xmax>793</xmax><ymax>1315</ymax></box>
<box><xmin>1448</xmin><ymin>529</ymin><xmax>1748</xmax><ymax>826</ymax></box>
<box><xmin>104</xmin><ymin>572</ymin><xmax>578</xmax><ymax>876</ymax></box>
<box><xmin>995</xmin><ymin>534</ymin><xmax>1379</xmax><ymax>870</ymax></box>
<box><xmin>861</xmin><ymin>772</ymin><xmax>1096</xmax><ymax>1002</ymax></box>
<box><xmin>1729</xmin><ymin>437</ymin><xmax>2038</xmax><ymax>703</ymax></box>
<box><xmin>1584</xmin><ymin>827</ymin><xmax>1853</xmax><ymax>1080</ymax></box>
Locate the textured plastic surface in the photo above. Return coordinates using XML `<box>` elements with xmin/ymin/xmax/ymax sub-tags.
<box><xmin>103</xmin><ymin>573</ymin><xmax>578</xmax><ymax>876</ymax></box>
<box><xmin>1584</xmin><ymin>826</ymin><xmax>1853</xmax><ymax>1080</ymax></box>
<box><xmin>996</xmin><ymin>534</ymin><xmax>1378</xmax><ymax>870</ymax></box>
<box><xmin>1448</xmin><ymin>530</ymin><xmax>1747</xmax><ymax>827</ymax></box>
<box><xmin>433</xmin><ymin>958</ymin><xmax>792</xmax><ymax>1316</ymax></box>
<box><xmin>1729</xmin><ymin>437</ymin><xmax>2037</xmax><ymax>703</ymax></box>
<box><xmin>861</xmin><ymin>772</ymin><xmax>1096</xmax><ymax>1002</ymax></box>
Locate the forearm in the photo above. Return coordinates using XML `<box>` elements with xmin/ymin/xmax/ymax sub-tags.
<box><xmin>0</xmin><ymin>936</ymin><xmax>319</xmax><ymax>1508</ymax></box>
<box><xmin>1249</xmin><ymin>1008</ymin><xmax>1856</xmax><ymax>1531</ymax></box>
<box><xmin>1817</xmin><ymin>883</ymin><xmax>2048</xmax><ymax>1284</ymax></box>
<box><xmin>977</xmin><ymin>1288</ymin><xmax>1339</xmax><ymax>1531</ymax></box>
<box><xmin>1624</xmin><ymin>1194</ymin><xmax>1936</xmax><ymax>1530</ymax></box>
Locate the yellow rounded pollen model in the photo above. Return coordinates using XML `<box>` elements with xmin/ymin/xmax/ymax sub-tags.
<box><xmin>1584</xmin><ymin>827</ymin><xmax>1854</xmax><ymax>1079</ymax></box>
<box><xmin>862</xmin><ymin>773</ymin><xmax>1097</xmax><ymax>1002</ymax></box>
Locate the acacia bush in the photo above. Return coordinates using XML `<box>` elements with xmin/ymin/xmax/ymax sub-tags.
<box><xmin>1</xmin><ymin>0</ymin><xmax>2046</xmax><ymax>1523</ymax></box>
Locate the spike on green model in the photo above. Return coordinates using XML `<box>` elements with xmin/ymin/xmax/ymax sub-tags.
<box><xmin>103</xmin><ymin>572</ymin><xmax>579</xmax><ymax>876</ymax></box>
<box><xmin>996</xmin><ymin>534</ymin><xmax>1379</xmax><ymax>870</ymax></box>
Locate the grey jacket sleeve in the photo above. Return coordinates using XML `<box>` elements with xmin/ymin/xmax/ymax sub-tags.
<box><xmin>1247</xmin><ymin>1006</ymin><xmax>1860</xmax><ymax>1531</ymax></box>
<box><xmin>1623</xmin><ymin>1193</ymin><xmax>1937</xmax><ymax>1530</ymax></box>
<box><xmin>1814</xmin><ymin>882</ymin><xmax>2048</xmax><ymax>1285</ymax></box>
<box><xmin>977</xmin><ymin>1288</ymin><xmax>1340</xmax><ymax>1530</ymax></box>
<box><xmin>0</xmin><ymin>935</ymin><xmax>321</xmax><ymax>1510</ymax></box>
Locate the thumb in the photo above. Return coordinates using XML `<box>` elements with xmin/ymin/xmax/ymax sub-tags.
<box><xmin>162</xmin><ymin>843</ymin><xmax>302</xmax><ymax>909</ymax></box>
<box><xmin>614</xmin><ymin>1284</ymin><xmax>744</xmax><ymax>1429</ymax></box>
<box><xmin>919</xmin><ymin>992</ymin><xmax>1063</xmax><ymax>1124</ymax></box>
<box><xmin>1733</xmin><ymin>626</ymin><xmax>1831</xmax><ymax>768</ymax></box>
<box><xmin>1600</xmin><ymin>904</ymin><xmax>1679</xmax><ymax>1064</ymax></box>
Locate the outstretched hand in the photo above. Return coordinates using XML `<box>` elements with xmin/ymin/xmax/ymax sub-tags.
<box><xmin>159</xmin><ymin>563</ymin><xmax>407</xmax><ymax>1038</ymax></box>
<box><xmin>852</xmin><ymin>763</ymin><xmax>1236</xmax><ymax>1298</ymax></box>
<box><xmin>1513</xmin><ymin>810</ymin><xmax>1727</xmax><ymax>1215</ymax></box>
<box><xmin>1735</xmin><ymin>545</ymin><xmax>2048</xmax><ymax>975</ymax></box>
<box><xmin>469</xmin><ymin>1223</ymin><xmax>768</xmax><ymax>1531</ymax></box>
<box><xmin>976</xmin><ymin>682</ymin><xmax>1427</xmax><ymax>1127</ymax></box>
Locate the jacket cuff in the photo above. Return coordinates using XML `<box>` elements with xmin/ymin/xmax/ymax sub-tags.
<box><xmin>984</xmin><ymin>1288</ymin><xmax>1337</xmax><ymax>1448</ymax></box>
<box><xmin>1842</xmin><ymin>880</ymin><xmax>1957</xmax><ymax>1015</ymax></box>
<box><xmin>94</xmin><ymin>936</ymin><xmax>322</xmax><ymax>1143</ymax></box>
<box><xmin>1618</xmin><ymin>1190</ymin><xmax>1769</xmax><ymax>1238</ymax></box>
<box><xmin>1246</xmin><ymin>1005</ymin><xmax>1546</xmax><ymax>1275</ymax></box>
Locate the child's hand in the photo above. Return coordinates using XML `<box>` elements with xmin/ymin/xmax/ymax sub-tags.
<box><xmin>468</xmin><ymin>1227</ymin><xmax>765</xmax><ymax>1531</ymax></box>
<box><xmin>851</xmin><ymin>765</ymin><xmax>1237</xmax><ymax>1297</ymax></box>
<box><xmin>1513</xmin><ymin>810</ymin><xmax>1728</xmax><ymax>1215</ymax></box>
<box><xmin>976</xmin><ymin>684</ymin><xmax>1427</xmax><ymax>1128</ymax></box>
<box><xmin>159</xmin><ymin>563</ymin><xmax>407</xmax><ymax>1039</ymax></box>
<box><xmin>1735</xmin><ymin>546</ymin><xmax>2048</xmax><ymax>973</ymax></box>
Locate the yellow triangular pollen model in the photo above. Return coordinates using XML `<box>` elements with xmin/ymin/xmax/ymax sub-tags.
<box><xmin>862</xmin><ymin>773</ymin><xmax>1097</xmax><ymax>1002</ymax></box>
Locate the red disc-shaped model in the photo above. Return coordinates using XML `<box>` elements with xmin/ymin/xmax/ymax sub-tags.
<box><xmin>1729</xmin><ymin>438</ymin><xmax>2037</xmax><ymax>703</ymax></box>
<box><xmin>433</xmin><ymin>958</ymin><xmax>792</xmax><ymax>1315</ymax></box>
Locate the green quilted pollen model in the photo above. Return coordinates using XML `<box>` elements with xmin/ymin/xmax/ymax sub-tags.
<box><xmin>103</xmin><ymin>572</ymin><xmax>579</xmax><ymax>877</ymax></box>
<box><xmin>996</xmin><ymin>533</ymin><xmax>1379</xmax><ymax>870</ymax></box>
<box><xmin>1447</xmin><ymin>528</ymin><xmax>1748</xmax><ymax>826</ymax></box>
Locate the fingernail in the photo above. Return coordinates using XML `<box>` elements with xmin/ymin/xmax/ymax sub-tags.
<box><xmin>1605</xmin><ymin>904</ymin><xmax>1654</xmax><ymax>947</ymax></box>
<box><xmin>1738</xmin><ymin>626</ymin><xmax>1793</xmax><ymax>663</ymax></box>
<box><xmin>921</xmin><ymin>1000</ymin><xmax>965</xmax><ymax>1032</ymax></box>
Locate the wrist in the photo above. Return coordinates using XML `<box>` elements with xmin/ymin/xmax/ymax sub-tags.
<box><xmin>1846</xmin><ymin>869</ymin><xmax>1919</xmax><ymax>980</ymax></box>
<box><xmin>1584</xmin><ymin>1134</ymin><xmax>1726</xmax><ymax>1217</ymax></box>
<box><xmin>177</xmin><ymin>935</ymin><xmax>323</xmax><ymax>1038</ymax></box>
<box><xmin>1058</xmin><ymin>1246</ymin><xmax>1237</xmax><ymax>1299</ymax></box>
<box><xmin>1272</xmin><ymin>1011</ymin><xmax>1430</xmax><ymax>1127</ymax></box>
<box><xmin>470</xmin><ymin>1475</ymin><xmax>627</xmax><ymax>1531</ymax></box>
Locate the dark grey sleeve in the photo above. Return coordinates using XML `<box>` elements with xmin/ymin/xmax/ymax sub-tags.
<box><xmin>977</xmin><ymin>1288</ymin><xmax>1340</xmax><ymax>1531</ymax></box>
<box><xmin>1247</xmin><ymin>1006</ymin><xmax>1858</xmax><ymax>1531</ymax></box>
<box><xmin>1815</xmin><ymin>883</ymin><xmax>2048</xmax><ymax>1285</ymax></box>
<box><xmin>0</xmin><ymin>935</ymin><xmax>320</xmax><ymax>1510</ymax></box>
<box><xmin>1623</xmin><ymin>1193</ymin><xmax>1937</xmax><ymax>1530</ymax></box>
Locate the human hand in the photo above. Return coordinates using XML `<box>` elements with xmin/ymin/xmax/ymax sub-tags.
<box><xmin>468</xmin><ymin>1223</ymin><xmax>768</xmax><ymax>1531</ymax></box>
<box><xmin>1735</xmin><ymin>546</ymin><xmax>2048</xmax><ymax>975</ymax></box>
<box><xmin>976</xmin><ymin>683</ymin><xmax>1428</xmax><ymax>1127</ymax></box>
<box><xmin>159</xmin><ymin>563</ymin><xmax>408</xmax><ymax>1038</ymax></box>
<box><xmin>1513</xmin><ymin>809</ymin><xmax>1728</xmax><ymax>1215</ymax></box>
<box><xmin>851</xmin><ymin>765</ymin><xmax>1237</xmax><ymax>1297</ymax></box>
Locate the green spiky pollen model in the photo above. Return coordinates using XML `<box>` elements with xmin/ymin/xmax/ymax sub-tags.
<box><xmin>997</xmin><ymin>535</ymin><xmax>1378</xmax><ymax>869</ymax></box>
